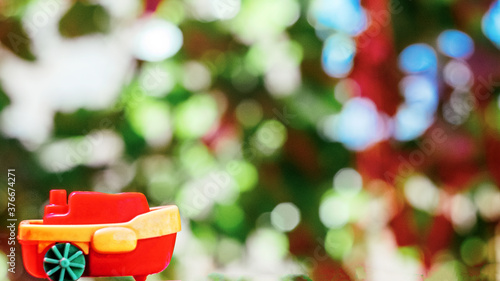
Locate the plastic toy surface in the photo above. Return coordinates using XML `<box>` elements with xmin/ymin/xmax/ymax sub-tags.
<box><xmin>19</xmin><ymin>190</ymin><xmax>181</xmax><ymax>281</ymax></box>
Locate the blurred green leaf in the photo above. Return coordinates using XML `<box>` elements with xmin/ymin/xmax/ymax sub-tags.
<box><xmin>59</xmin><ymin>1</ymin><xmax>110</xmax><ymax>38</ymax></box>
<box><xmin>0</xmin><ymin>17</ymin><xmax>36</xmax><ymax>61</ymax></box>
<box><xmin>0</xmin><ymin>0</ymin><xmax>34</xmax><ymax>17</ymax></box>
<box><xmin>281</xmin><ymin>274</ymin><xmax>313</xmax><ymax>281</ymax></box>
<box><xmin>0</xmin><ymin>83</ymin><xmax>10</xmax><ymax>112</ymax></box>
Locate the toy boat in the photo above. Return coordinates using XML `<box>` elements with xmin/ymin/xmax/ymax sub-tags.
<box><xmin>19</xmin><ymin>190</ymin><xmax>181</xmax><ymax>281</ymax></box>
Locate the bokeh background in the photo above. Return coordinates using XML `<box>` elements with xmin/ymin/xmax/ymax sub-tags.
<box><xmin>1</xmin><ymin>0</ymin><xmax>500</xmax><ymax>280</ymax></box>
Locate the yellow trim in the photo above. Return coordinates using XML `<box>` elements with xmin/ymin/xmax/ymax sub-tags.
<box><xmin>92</xmin><ymin>227</ymin><xmax>137</xmax><ymax>254</ymax></box>
<box><xmin>37</xmin><ymin>242</ymin><xmax>52</xmax><ymax>254</ymax></box>
<box><xmin>37</xmin><ymin>240</ymin><xmax>90</xmax><ymax>255</ymax></box>
<box><xmin>19</xmin><ymin>206</ymin><xmax>181</xmax><ymax>245</ymax></box>
<box><xmin>74</xmin><ymin>242</ymin><xmax>90</xmax><ymax>254</ymax></box>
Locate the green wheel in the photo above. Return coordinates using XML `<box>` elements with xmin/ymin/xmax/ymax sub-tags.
<box><xmin>43</xmin><ymin>243</ymin><xmax>86</xmax><ymax>281</ymax></box>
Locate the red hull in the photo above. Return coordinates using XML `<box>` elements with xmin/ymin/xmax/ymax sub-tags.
<box><xmin>21</xmin><ymin>233</ymin><xmax>177</xmax><ymax>279</ymax></box>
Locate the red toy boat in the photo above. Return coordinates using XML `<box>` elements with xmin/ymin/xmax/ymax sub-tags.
<box><xmin>19</xmin><ymin>190</ymin><xmax>181</xmax><ymax>281</ymax></box>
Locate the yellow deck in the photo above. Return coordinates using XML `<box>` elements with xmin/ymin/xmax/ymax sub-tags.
<box><xmin>18</xmin><ymin>205</ymin><xmax>181</xmax><ymax>254</ymax></box>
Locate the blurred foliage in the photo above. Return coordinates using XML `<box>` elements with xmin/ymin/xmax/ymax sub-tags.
<box><xmin>58</xmin><ymin>2</ymin><xmax>110</xmax><ymax>38</ymax></box>
<box><xmin>281</xmin><ymin>275</ymin><xmax>313</xmax><ymax>281</ymax></box>
<box><xmin>0</xmin><ymin>17</ymin><xmax>35</xmax><ymax>60</ymax></box>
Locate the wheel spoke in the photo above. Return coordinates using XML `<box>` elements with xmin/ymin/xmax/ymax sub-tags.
<box><xmin>51</xmin><ymin>245</ymin><xmax>63</xmax><ymax>259</ymax></box>
<box><xmin>68</xmin><ymin>251</ymin><xmax>82</xmax><ymax>261</ymax></box>
<box><xmin>46</xmin><ymin>265</ymin><xmax>61</xmax><ymax>276</ymax></box>
<box><xmin>59</xmin><ymin>268</ymin><xmax>65</xmax><ymax>281</ymax></box>
<box><xmin>66</xmin><ymin>267</ymin><xmax>77</xmax><ymax>280</ymax></box>
<box><xmin>69</xmin><ymin>263</ymin><xmax>85</xmax><ymax>269</ymax></box>
<box><xmin>45</xmin><ymin>244</ymin><xmax>85</xmax><ymax>281</ymax></box>
<box><xmin>64</xmin><ymin>243</ymin><xmax>70</xmax><ymax>258</ymax></box>
<box><xmin>44</xmin><ymin>258</ymin><xmax>60</xmax><ymax>264</ymax></box>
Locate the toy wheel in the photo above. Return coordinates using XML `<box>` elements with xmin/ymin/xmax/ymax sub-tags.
<box><xmin>43</xmin><ymin>243</ymin><xmax>86</xmax><ymax>281</ymax></box>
